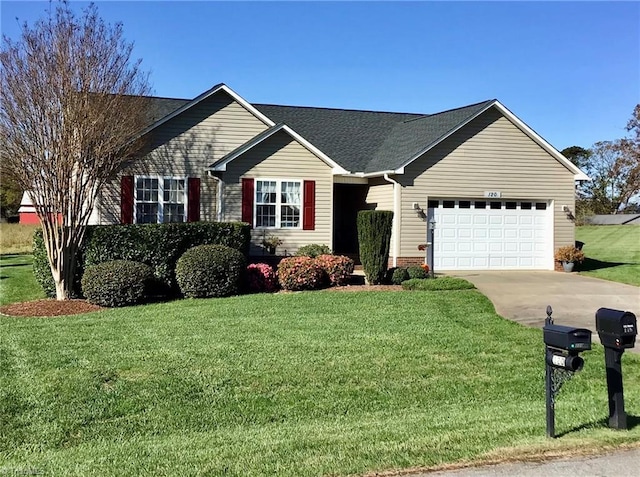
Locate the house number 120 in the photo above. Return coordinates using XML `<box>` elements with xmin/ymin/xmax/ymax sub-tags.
<box><xmin>484</xmin><ymin>191</ymin><xmax>502</xmax><ymax>198</ymax></box>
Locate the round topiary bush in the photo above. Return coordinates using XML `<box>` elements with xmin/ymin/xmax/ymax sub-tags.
<box><xmin>246</xmin><ymin>263</ymin><xmax>278</xmax><ymax>293</ymax></box>
<box><xmin>407</xmin><ymin>265</ymin><xmax>429</xmax><ymax>279</ymax></box>
<box><xmin>391</xmin><ymin>267</ymin><xmax>410</xmax><ymax>285</ymax></box>
<box><xmin>175</xmin><ymin>244</ymin><xmax>246</xmax><ymax>298</ymax></box>
<box><xmin>277</xmin><ymin>256</ymin><xmax>324</xmax><ymax>291</ymax></box>
<box><xmin>314</xmin><ymin>254</ymin><xmax>354</xmax><ymax>286</ymax></box>
<box><xmin>81</xmin><ymin>260</ymin><xmax>155</xmax><ymax>307</ymax></box>
<box><xmin>295</xmin><ymin>244</ymin><xmax>332</xmax><ymax>258</ymax></box>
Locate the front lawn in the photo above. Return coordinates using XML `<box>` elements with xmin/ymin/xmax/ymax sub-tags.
<box><xmin>0</xmin><ymin>254</ymin><xmax>44</xmax><ymax>305</ymax></box>
<box><xmin>2</xmin><ymin>289</ymin><xmax>639</xmax><ymax>476</ymax></box>
<box><xmin>576</xmin><ymin>225</ymin><xmax>640</xmax><ymax>286</ymax></box>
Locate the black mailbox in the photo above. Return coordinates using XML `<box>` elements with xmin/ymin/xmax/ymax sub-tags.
<box><xmin>595</xmin><ymin>308</ymin><xmax>637</xmax><ymax>349</ymax></box>
<box><xmin>543</xmin><ymin>324</ymin><xmax>592</xmax><ymax>352</ymax></box>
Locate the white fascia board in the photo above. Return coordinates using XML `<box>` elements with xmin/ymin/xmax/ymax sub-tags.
<box><xmin>210</xmin><ymin>124</ymin><xmax>349</xmax><ymax>175</ymax></box>
<box><xmin>350</xmin><ymin>170</ymin><xmax>396</xmax><ymax>178</ymax></box>
<box><xmin>135</xmin><ymin>83</ymin><xmax>275</xmax><ymax>140</ymax></box>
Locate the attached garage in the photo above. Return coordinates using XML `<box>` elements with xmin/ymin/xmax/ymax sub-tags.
<box><xmin>428</xmin><ymin>199</ymin><xmax>553</xmax><ymax>270</ymax></box>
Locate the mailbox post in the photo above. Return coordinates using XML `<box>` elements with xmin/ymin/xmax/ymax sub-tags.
<box><xmin>543</xmin><ymin>306</ymin><xmax>592</xmax><ymax>438</ymax></box>
<box><xmin>595</xmin><ymin>308</ymin><xmax>637</xmax><ymax>430</ymax></box>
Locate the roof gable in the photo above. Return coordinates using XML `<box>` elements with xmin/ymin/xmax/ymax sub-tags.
<box><xmin>136</xmin><ymin>84</ymin><xmax>274</xmax><ymax>139</ymax></box>
<box><xmin>210</xmin><ymin>123</ymin><xmax>348</xmax><ymax>174</ymax></box>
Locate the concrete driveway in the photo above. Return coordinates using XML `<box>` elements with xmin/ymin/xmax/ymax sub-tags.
<box><xmin>452</xmin><ymin>271</ymin><xmax>640</xmax><ymax>352</ymax></box>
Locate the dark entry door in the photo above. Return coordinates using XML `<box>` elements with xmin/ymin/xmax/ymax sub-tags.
<box><xmin>333</xmin><ymin>184</ymin><xmax>368</xmax><ymax>255</ymax></box>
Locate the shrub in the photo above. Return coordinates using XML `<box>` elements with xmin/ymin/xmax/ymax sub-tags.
<box><xmin>357</xmin><ymin>210</ymin><xmax>393</xmax><ymax>285</ymax></box>
<box><xmin>246</xmin><ymin>263</ymin><xmax>278</xmax><ymax>293</ymax></box>
<box><xmin>391</xmin><ymin>267</ymin><xmax>410</xmax><ymax>285</ymax></box>
<box><xmin>315</xmin><ymin>254</ymin><xmax>354</xmax><ymax>286</ymax></box>
<box><xmin>81</xmin><ymin>260</ymin><xmax>155</xmax><ymax>307</ymax></box>
<box><xmin>407</xmin><ymin>265</ymin><xmax>429</xmax><ymax>279</ymax></box>
<box><xmin>402</xmin><ymin>277</ymin><xmax>475</xmax><ymax>291</ymax></box>
<box><xmin>176</xmin><ymin>245</ymin><xmax>246</xmax><ymax>298</ymax></box>
<box><xmin>295</xmin><ymin>244</ymin><xmax>332</xmax><ymax>258</ymax></box>
<box><xmin>277</xmin><ymin>256</ymin><xmax>324</xmax><ymax>291</ymax></box>
<box><xmin>554</xmin><ymin>245</ymin><xmax>585</xmax><ymax>264</ymax></box>
<box><xmin>33</xmin><ymin>222</ymin><xmax>250</xmax><ymax>297</ymax></box>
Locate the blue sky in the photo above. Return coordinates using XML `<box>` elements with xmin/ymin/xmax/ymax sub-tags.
<box><xmin>1</xmin><ymin>1</ymin><xmax>638</xmax><ymax>151</ymax></box>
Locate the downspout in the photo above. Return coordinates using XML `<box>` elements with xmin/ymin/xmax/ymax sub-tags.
<box><xmin>383</xmin><ymin>173</ymin><xmax>400</xmax><ymax>268</ymax></box>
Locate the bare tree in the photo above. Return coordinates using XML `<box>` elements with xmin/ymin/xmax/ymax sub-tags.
<box><xmin>0</xmin><ymin>1</ymin><xmax>151</xmax><ymax>299</ymax></box>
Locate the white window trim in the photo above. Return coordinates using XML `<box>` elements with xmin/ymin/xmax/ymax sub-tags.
<box><xmin>134</xmin><ymin>175</ymin><xmax>188</xmax><ymax>224</ymax></box>
<box><xmin>254</xmin><ymin>178</ymin><xmax>303</xmax><ymax>229</ymax></box>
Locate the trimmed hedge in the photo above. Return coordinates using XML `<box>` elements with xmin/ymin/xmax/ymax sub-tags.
<box><xmin>295</xmin><ymin>244</ymin><xmax>332</xmax><ymax>258</ymax></box>
<box><xmin>357</xmin><ymin>210</ymin><xmax>393</xmax><ymax>285</ymax></box>
<box><xmin>315</xmin><ymin>254</ymin><xmax>354</xmax><ymax>286</ymax></box>
<box><xmin>407</xmin><ymin>266</ymin><xmax>429</xmax><ymax>280</ymax></box>
<box><xmin>401</xmin><ymin>277</ymin><xmax>475</xmax><ymax>291</ymax></box>
<box><xmin>390</xmin><ymin>267</ymin><xmax>410</xmax><ymax>285</ymax></box>
<box><xmin>81</xmin><ymin>260</ymin><xmax>155</xmax><ymax>307</ymax></box>
<box><xmin>277</xmin><ymin>257</ymin><xmax>324</xmax><ymax>291</ymax></box>
<box><xmin>246</xmin><ymin>263</ymin><xmax>278</xmax><ymax>293</ymax></box>
<box><xmin>33</xmin><ymin>222</ymin><xmax>250</xmax><ymax>297</ymax></box>
<box><xmin>176</xmin><ymin>245</ymin><xmax>246</xmax><ymax>298</ymax></box>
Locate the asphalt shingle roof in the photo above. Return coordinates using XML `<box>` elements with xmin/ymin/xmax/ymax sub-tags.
<box><xmin>143</xmin><ymin>93</ymin><xmax>496</xmax><ymax>174</ymax></box>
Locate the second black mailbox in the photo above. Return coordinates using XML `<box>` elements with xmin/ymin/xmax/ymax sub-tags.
<box><xmin>595</xmin><ymin>308</ymin><xmax>637</xmax><ymax>349</ymax></box>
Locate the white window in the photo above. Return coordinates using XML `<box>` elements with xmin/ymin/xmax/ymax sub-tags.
<box><xmin>255</xmin><ymin>179</ymin><xmax>301</xmax><ymax>228</ymax></box>
<box><xmin>135</xmin><ymin>176</ymin><xmax>187</xmax><ymax>224</ymax></box>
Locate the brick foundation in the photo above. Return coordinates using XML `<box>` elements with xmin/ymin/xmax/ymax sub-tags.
<box><xmin>391</xmin><ymin>257</ymin><xmax>425</xmax><ymax>267</ymax></box>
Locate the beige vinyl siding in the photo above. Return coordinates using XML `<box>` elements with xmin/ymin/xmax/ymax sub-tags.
<box><xmin>97</xmin><ymin>91</ymin><xmax>269</xmax><ymax>223</ymax></box>
<box><xmin>397</xmin><ymin>108</ymin><xmax>576</xmax><ymax>259</ymax></box>
<box><xmin>223</xmin><ymin>130</ymin><xmax>333</xmax><ymax>255</ymax></box>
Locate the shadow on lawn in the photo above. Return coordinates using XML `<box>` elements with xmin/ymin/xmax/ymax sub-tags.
<box><xmin>557</xmin><ymin>414</ymin><xmax>639</xmax><ymax>437</ymax></box>
<box><xmin>579</xmin><ymin>257</ymin><xmax>626</xmax><ymax>272</ymax></box>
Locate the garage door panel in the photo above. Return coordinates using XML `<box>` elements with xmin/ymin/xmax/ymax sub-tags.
<box><xmin>432</xmin><ymin>199</ymin><xmax>552</xmax><ymax>270</ymax></box>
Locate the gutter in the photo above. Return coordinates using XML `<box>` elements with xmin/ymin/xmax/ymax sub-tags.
<box><xmin>383</xmin><ymin>173</ymin><xmax>401</xmax><ymax>268</ymax></box>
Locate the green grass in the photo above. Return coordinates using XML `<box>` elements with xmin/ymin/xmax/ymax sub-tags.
<box><xmin>402</xmin><ymin>276</ymin><xmax>475</xmax><ymax>291</ymax></box>
<box><xmin>2</xmin><ymin>290</ymin><xmax>639</xmax><ymax>476</ymax></box>
<box><xmin>0</xmin><ymin>254</ymin><xmax>45</xmax><ymax>305</ymax></box>
<box><xmin>576</xmin><ymin>225</ymin><xmax>640</xmax><ymax>286</ymax></box>
<box><xmin>0</xmin><ymin>223</ymin><xmax>39</xmax><ymax>255</ymax></box>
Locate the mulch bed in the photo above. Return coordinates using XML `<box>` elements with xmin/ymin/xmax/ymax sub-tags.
<box><xmin>0</xmin><ymin>299</ymin><xmax>103</xmax><ymax>317</ymax></box>
<box><xmin>0</xmin><ymin>285</ymin><xmax>403</xmax><ymax>317</ymax></box>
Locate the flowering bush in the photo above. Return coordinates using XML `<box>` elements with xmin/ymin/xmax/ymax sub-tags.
<box><xmin>277</xmin><ymin>256</ymin><xmax>325</xmax><ymax>291</ymax></box>
<box><xmin>315</xmin><ymin>254</ymin><xmax>354</xmax><ymax>286</ymax></box>
<box><xmin>246</xmin><ymin>263</ymin><xmax>278</xmax><ymax>293</ymax></box>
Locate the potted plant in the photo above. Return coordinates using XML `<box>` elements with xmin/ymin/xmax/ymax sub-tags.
<box><xmin>554</xmin><ymin>245</ymin><xmax>585</xmax><ymax>272</ymax></box>
<box><xmin>262</xmin><ymin>235</ymin><xmax>283</xmax><ymax>255</ymax></box>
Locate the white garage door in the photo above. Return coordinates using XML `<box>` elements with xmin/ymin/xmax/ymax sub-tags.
<box><xmin>429</xmin><ymin>199</ymin><xmax>553</xmax><ymax>270</ymax></box>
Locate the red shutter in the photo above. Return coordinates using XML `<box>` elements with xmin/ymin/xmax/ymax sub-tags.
<box><xmin>121</xmin><ymin>176</ymin><xmax>134</xmax><ymax>224</ymax></box>
<box><xmin>187</xmin><ymin>177</ymin><xmax>200</xmax><ymax>222</ymax></box>
<box><xmin>241</xmin><ymin>178</ymin><xmax>254</xmax><ymax>226</ymax></box>
<box><xmin>303</xmin><ymin>180</ymin><xmax>315</xmax><ymax>230</ymax></box>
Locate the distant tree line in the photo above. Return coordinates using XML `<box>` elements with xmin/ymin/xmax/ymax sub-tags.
<box><xmin>562</xmin><ymin>104</ymin><xmax>640</xmax><ymax>220</ymax></box>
